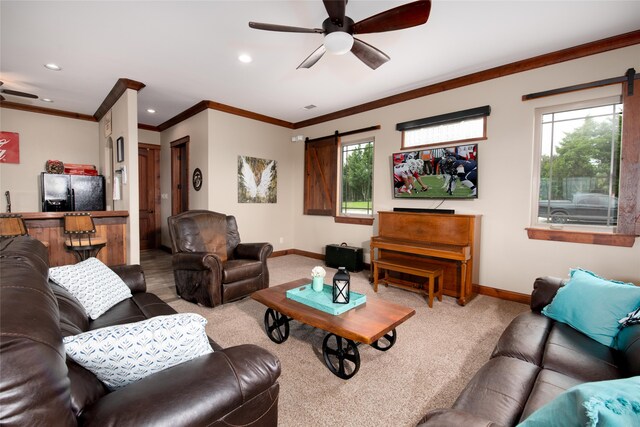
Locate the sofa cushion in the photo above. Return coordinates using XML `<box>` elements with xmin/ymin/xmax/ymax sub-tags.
<box><xmin>541</xmin><ymin>269</ymin><xmax>640</xmax><ymax>348</ymax></box>
<box><xmin>519</xmin><ymin>369</ymin><xmax>583</xmax><ymax>421</ymax></box>
<box><xmin>0</xmin><ymin>246</ymin><xmax>76</xmax><ymax>426</ymax></box>
<box><xmin>50</xmin><ymin>281</ymin><xmax>90</xmax><ymax>336</ymax></box>
<box><xmin>87</xmin><ymin>292</ymin><xmax>176</xmax><ymax>331</ymax></box>
<box><xmin>492</xmin><ymin>311</ymin><xmax>553</xmax><ymax>366</ymax></box>
<box><xmin>49</xmin><ymin>257</ymin><xmax>133</xmax><ymax>319</ymax></box>
<box><xmin>63</xmin><ymin>313</ymin><xmax>214</xmax><ymax>390</ymax></box>
<box><xmin>542</xmin><ymin>323</ymin><xmax>620</xmax><ymax>382</ymax></box>
<box><xmin>77</xmin><ymin>345</ymin><xmax>281</xmax><ymax>426</ymax></box>
<box><xmin>518</xmin><ymin>377</ymin><xmax>640</xmax><ymax>427</ymax></box>
<box><xmin>222</xmin><ymin>259</ymin><xmax>263</xmax><ymax>284</ymax></box>
<box><xmin>616</xmin><ymin>324</ymin><xmax>640</xmax><ymax>377</ymax></box>
<box><xmin>171</xmin><ymin>211</ymin><xmax>228</xmax><ymax>262</ymax></box>
<box><xmin>452</xmin><ymin>356</ymin><xmax>540</xmax><ymax>426</ymax></box>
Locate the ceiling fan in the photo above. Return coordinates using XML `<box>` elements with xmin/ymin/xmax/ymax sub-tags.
<box><xmin>0</xmin><ymin>81</ymin><xmax>38</xmax><ymax>102</ymax></box>
<box><xmin>249</xmin><ymin>0</ymin><xmax>432</xmax><ymax>70</ymax></box>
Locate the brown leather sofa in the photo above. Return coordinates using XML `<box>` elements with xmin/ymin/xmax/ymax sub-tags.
<box><xmin>418</xmin><ymin>276</ymin><xmax>640</xmax><ymax>426</ymax></box>
<box><xmin>168</xmin><ymin>210</ymin><xmax>273</xmax><ymax>307</ymax></box>
<box><xmin>0</xmin><ymin>236</ymin><xmax>281</xmax><ymax>426</ymax></box>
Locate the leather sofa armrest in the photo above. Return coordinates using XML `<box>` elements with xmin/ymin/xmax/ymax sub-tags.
<box><xmin>235</xmin><ymin>242</ymin><xmax>273</xmax><ymax>261</ymax></box>
<box><xmin>417</xmin><ymin>408</ymin><xmax>501</xmax><ymax>427</ymax></box>
<box><xmin>79</xmin><ymin>345</ymin><xmax>280</xmax><ymax>427</ymax></box>
<box><xmin>172</xmin><ymin>252</ymin><xmax>222</xmax><ymax>271</ymax></box>
<box><xmin>110</xmin><ymin>264</ymin><xmax>146</xmax><ymax>294</ymax></box>
<box><xmin>531</xmin><ymin>276</ymin><xmax>566</xmax><ymax>312</ymax></box>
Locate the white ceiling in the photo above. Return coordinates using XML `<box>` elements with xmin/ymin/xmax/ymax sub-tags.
<box><xmin>1</xmin><ymin>1</ymin><xmax>639</xmax><ymax>127</ymax></box>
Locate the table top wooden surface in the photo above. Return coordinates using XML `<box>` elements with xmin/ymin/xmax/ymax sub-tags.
<box><xmin>251</xmin><ymin>278</ymin><xmax>415</xmax><ymax>344</ymax></box>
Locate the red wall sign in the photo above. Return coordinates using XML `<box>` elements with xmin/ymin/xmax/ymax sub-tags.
<box><xmin>0</xmin><ymin>132</ymin><xmax>20</xmax><ymax>164</ymax></box>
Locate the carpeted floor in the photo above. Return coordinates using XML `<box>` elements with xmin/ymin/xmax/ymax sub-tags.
<box><xmin>143</xmin><ymin>251</ymin><xmax>528</xmax><ymax>427</ymax></box>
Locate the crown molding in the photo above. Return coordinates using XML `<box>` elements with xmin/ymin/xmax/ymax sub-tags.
<box><xmin>138</xmin><ymin>122</ymin><xmax>160</xmax><ymax>132</ymax></box>
<box><xmin>93</xmin><ymin>78</ymin><xmax>146</xmax><ymax>122</ymax></box>
<box><xmin>157</xmin><ymin>100</ymin><xmax>294</xmax><ymax>131</ymax></box>
<box><xmin>0</xmin><ymin>100</ymin><xmax>96</xmax><ymax>121</ymax></box>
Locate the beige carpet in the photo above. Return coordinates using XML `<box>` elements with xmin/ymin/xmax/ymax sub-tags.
<box><xmin>168</xmin><ymin>255</ymin><xmax>528</xmax><ymax>427</ymax></box>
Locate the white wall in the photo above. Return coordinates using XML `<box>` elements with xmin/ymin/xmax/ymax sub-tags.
<box><xmin>158</xmin><ymin>109</ymin><xmax>294</xmax><ymax>251</ymax></box>
<box><xmin>3</xmin><ymin>44</ymin><xmax>638</xmax><ymax>291</ymax></box>
<box><xmin>138</xmin><ymin>128</ymin><xmax>160</xmax><ymax>145</ymax></box>
<box><xmin>209</xmin><ymin>110</ymin><xmax>295</xmax><ymax>249</ymax></box>
<box><xmin>294</xmin><ymin>44</ymin><xmax>640</xmax><ymax>292</ymax></box>
<box><xmin>97</xmin><ymin>89</ymin><xmax>140</xmax><ymax>264</ymax></box>
<box><xmin>0</xmin><ymin>108</ymin><xmax>98</xmax><ymax>212</ymax></box>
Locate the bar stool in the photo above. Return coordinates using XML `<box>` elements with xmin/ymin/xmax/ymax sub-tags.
<box><xmin>0</xmin><ymin>214</ymin><xmax>28</xmax><ymax>238</ymax></box>
<box><xmin>63</xmin><ymin>213</ymin><xmax>107</xmax><ymax>261</ymax></box>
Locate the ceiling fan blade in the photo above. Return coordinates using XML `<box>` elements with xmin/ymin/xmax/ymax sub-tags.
<box><xmin>297</xmin><ymin>45</ymin><xmax>327</xmax><ymax>69</ymax></box>
<box><xmin>351</xmin><ymin>38</ymin><xmax>390</xmax><ymax>70</ymax></box>
<box><xmin>323</xmin><ymin>0</ymin><xmax>347</xmax><ymax>26</ymax></box>
<box><xmin>1</xmin><ymin>89</ymin><xmax>38</xmax><ymax>99</ymax></box>
<box><xmin>249</xmin><ymin>21</ymin><xmax>323</xmax><ymax>33</ymax></box>
<box><xmin>0</xmin><ymin>94</ymin><xmax>5</xmax><ymax>102</ymax></box>
<box><xmin>353</xmin><ymin>0</ymin><xmax>431</xmax><ymax>34</ymax></box>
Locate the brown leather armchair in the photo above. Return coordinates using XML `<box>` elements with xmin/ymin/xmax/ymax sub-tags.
<box><xmin>168</xmin><ymin>210</ymin><xmax>273</xmax><ymax>307</ymax></box>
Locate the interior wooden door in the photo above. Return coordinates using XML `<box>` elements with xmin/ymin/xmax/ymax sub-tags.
<box><xmin>138</xmin><ymin>144</ymin><xmax>160</xmax><ymax>250</ymax></box>
<box><xmin>170</xmin><ymin>136</ymin><xmax>189</xmax><ymax>215</ymax></box>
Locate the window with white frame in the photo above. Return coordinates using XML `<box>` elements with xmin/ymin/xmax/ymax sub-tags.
<box><xmin>339</xmin><ymin>139</ymin><xmax>373</xmax><ymax>217</ymax></box>
<box><xmin>533</xmin><ymin>97</ymin><xmax>622</xmax><ymax>228</ymax></box>
<box><xmin>397</xmin><ymin>106</ymin><xmax>490</xmax><ymax>149</ymax></box>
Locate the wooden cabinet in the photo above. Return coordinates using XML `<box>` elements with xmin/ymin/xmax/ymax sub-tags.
<box><xmin>19</xmin><ymin>211</ymin><xmax>129</xmax><ymax>266</ymax></box>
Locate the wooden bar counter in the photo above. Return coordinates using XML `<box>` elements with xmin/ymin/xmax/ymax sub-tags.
<box><xmin>18</xmin><ymin>211</ymin><xmax>129</xmax><ymax>267</ymax></box>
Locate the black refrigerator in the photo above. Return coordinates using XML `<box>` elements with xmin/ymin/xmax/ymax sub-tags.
<box><xmin>41</xmin><ymin>173</ymin><xmax>106</xmax><ymax>212</ymax></box>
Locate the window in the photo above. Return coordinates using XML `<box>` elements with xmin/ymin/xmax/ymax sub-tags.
<box><xmin>533</xmin><ymin>97</ymin><xmax>622</xmax><ymax>229</ymax></box>
<box><xmin>339</xmin><ymin>139</ymin><xmax>374</xmax><ymax>217</ymax></box>
<box><xmin>397</xmin><ymin>106</ymin><xmax>490</xmax><ymax>149</ymax></box>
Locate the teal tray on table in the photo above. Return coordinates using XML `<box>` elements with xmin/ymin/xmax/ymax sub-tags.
<box><xmin>286</xmin><ymin>283</ymin><xmax>366</xmax><ymax>315</ymax></box>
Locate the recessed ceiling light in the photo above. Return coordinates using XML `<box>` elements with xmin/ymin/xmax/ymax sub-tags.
<box><xmin>41</xmin><ymin>98</ymin><xmax>54</xmax><ymax>103</ymax></box>
<box><xmin>44</xmin><ymin>63</ymin><xmax>62</xmax><ymax>71</ymax></box>
<box><xmin>238</xmin><ymin>54</ymin><xmax>252</xmax><ymax>63</ymax></box>
<box><xmin>146</xmin><ymin>108</ymin><xmax>156</xmax><ymax>114</ymax></box>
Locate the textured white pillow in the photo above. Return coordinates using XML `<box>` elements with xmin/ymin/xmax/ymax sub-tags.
<box><xmin>63</xmin><ymin>313</ymin><xmax>214</xmax><ymax>390</ymax></box>
<box><xmin>49</xmin><ymin>257</ymin><xmax>132</xmax><ymax>319</ymax></box>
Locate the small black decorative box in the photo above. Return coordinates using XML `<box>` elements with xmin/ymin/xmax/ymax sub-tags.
<box><xmin>325</xmin><ymin>243</ymin><xmax>363</xmax><ymax>272</ymax></box>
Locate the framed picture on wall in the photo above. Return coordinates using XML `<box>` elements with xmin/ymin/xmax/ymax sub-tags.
<box><xmin>116</xmin><ymin>137</ymin><xmax>124</xmax><ymax>163</ymax></box>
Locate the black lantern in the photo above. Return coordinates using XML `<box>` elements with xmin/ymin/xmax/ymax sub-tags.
<box><xmin>332</xmin><ymin>267</ymin><xmax>350</xmax><ymax>304</ymax></box>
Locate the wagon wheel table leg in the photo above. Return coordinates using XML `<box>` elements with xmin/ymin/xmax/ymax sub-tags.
<box><xmin>263</xmin><ymin>308</ymin><xmax>289</xmax><ymax>344</ymax></box>
<box><xmin>370</xmin><ymin>328</ymin><xmax>397</xmax><ymax>352</ymax></box>
<box><xmin>322</xmin><ymin>333</ymin><xmax>360</xmax><ymax>379</ymax></box>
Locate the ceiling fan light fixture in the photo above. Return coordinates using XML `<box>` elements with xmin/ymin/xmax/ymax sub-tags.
<box><xmin>324</xmin><ymin>32</ymin><xmax>353</xmax><ymax>55</ymax></box>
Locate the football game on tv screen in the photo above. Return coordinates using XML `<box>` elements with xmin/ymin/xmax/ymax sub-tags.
<box><xmin>392</xmin><ymin>143</ymin><xmax>478</xmax><ymax>199</ymax></box>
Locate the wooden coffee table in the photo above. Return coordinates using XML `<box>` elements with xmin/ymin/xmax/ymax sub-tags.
<box><xmin>251</xmin><ymin>278</ymin><xmax>415</xmax><ymax>379</ymax></box>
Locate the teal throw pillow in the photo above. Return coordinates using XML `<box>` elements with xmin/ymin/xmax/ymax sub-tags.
<box><xmin>518</xmin><ymin>377</ymin><xmax>640</xmax><ymax>427</ymax></box>
<box><xmin>541</xmin><ymin>269</ymin><xmax>640</xmax><ymax>348</ymax></box>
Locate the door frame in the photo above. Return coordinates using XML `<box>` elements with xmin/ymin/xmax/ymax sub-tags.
<box><xmin>170</xmin><ymin>136</ymin><xmax>190</xmax><ymax>215</ymax></box>
<box><xmin>139</xmin><ymin>143</ymin><xmax>161</xmax><ymax>249</ymax></box>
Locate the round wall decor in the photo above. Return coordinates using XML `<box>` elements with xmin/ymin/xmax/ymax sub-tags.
<box><xmin>192</xmin><ymin>168</ymin><xmax>203</xmax><ymax>191</ymax></box>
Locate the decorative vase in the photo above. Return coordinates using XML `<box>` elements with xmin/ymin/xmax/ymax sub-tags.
<box><xmin>312</xmin><ymin>276</ymin><xmax>324</xmax><ymax>292</ymax></box>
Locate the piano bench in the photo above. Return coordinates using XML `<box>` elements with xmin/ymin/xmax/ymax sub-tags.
<box><xmin>373</xmin><ymin>257</ymin><xmax>443</xmax><ymax>308</ymax></box>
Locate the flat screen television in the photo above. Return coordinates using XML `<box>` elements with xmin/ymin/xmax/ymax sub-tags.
<box><xmin>392</xmin><ymin>143</ymin><xmax>478</xmax><ymax>199</ymax></box>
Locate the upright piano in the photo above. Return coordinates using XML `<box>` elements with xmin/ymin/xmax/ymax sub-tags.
<box><xmin>370</xmin><ymin>211</ymin><xmax>481</xmax><ymax>305</ymax></box>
